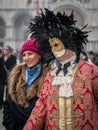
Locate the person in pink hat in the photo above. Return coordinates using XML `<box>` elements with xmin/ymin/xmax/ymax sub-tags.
<box><xmin>2</xmin><ymin>38</ymin><xmax>49</xmax><ymax>130</ymax></box>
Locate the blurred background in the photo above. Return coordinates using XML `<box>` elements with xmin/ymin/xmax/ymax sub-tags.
<box><xmin>0</xmin><ymin>0</ymin><xmax>98</xmax><ymax>54</ymax></box>
<box><xmin>0</xmin><ymin>0</ymin><xmax>98</xmax><ymax>129</ymax></box>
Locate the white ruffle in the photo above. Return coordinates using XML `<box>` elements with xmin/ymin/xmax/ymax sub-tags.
<box><xmin>51</xmin><ymin>56</ymin><xmax>76</xmax><ymax>97</ymax></box>
<box><xmin>52</xmin><ymin>70</ymin><xmax>73</xmax><ymax>97</ymax></box>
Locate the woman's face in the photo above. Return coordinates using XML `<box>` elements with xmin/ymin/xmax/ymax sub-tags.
<box><xmin>3</xmin><ymin>47</ymin><xmax>10</xmax><ymax>55</ymax></box>
<box><xmin>22</xmin><ymin>51</ymin><xmax>41</xmax><ymax>68</ymax></box>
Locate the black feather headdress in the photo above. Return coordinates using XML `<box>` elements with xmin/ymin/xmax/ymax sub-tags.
<box><xmin>28</xmin><ymin>8</ymin><xmax>89</xmax><ymax>64</ymax></box>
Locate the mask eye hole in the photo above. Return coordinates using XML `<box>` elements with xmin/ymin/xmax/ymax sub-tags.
<box><xmin>54</xmin><ymin>43</ymin><xmax>58</xmax><ymax>47</ymax></box>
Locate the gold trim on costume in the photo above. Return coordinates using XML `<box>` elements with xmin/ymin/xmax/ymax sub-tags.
<box><xmin>59</xmin><ymin>97</ymin><xmax>73</xmax><ymax>130</ymax></box>
<box><xmin>66</xmin><ymin>98</ymin><xmax>73</xmax><ymax>130</ymax></box>
<box><xmin>59</xmin><ymin>97</ymin><xmax>66</xmax><ymax>130</ymax></box>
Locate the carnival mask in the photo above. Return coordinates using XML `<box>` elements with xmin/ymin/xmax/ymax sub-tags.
<box><xmin>49</xmin><ymin>37</ymin><xmax>66</xmax><ymax>58</ymax></box>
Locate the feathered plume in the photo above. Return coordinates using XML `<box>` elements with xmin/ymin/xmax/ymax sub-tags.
<box><xmin>28</xmin><ymin>8</ymin><xmax>89</xmax><ymax>64</ymax></box>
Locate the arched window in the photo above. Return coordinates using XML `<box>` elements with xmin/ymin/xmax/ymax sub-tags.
<box><xmin>13</xmin><ymin>13</ymin><xmax>32</xmax><ymax>50</ymax></box>
<box><xmin>14</xmin><ymin>14</ymin><xmax>31</xmax><ymax>41</ymax></box>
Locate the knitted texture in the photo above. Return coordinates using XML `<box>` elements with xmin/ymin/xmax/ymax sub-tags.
<box><xmin>20</xmin><ymin>38</ymin><xmax>42</xmax><ymax>56</ymax></box>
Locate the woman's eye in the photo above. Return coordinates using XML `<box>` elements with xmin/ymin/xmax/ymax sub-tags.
<box><xmin>22</xmin><ymin>54</ymin><xmax>25</xmax><ymax>57</ymax></box>
<box><xmin>28</xmin><ymin>52</ymin><xmax>32</xmax><ymax>55</ymax></box>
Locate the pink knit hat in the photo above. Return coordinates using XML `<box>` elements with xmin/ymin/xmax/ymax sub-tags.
<box><xmin>20</xmin><ymin>38</ymin><xmax>42</xmax><ymax>56</ymax></box>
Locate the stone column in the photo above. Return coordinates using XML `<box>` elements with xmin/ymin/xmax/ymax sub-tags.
<box><xmin>5</xmin><ymin>24</ymin><xmax>16</xmax><ymax>49</ymax></box>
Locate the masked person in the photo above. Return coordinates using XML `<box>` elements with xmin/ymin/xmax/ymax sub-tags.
<box><xmin>2</xmin><ymin>38</ymin><xmax>49</xmax><ymax>130</ymax></box>
<box><xmin>23</xmin><ymin>9</ymin><xmax>98</xmax><ymax>130</ymax></box>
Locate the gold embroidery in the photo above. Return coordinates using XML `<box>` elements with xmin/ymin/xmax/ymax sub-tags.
<box><xmin>59</xmin><ymin>97</ymin><xmax>66</xmax><ymax>130</ymax></box>
<box><xmin>76</xmin><ymin>78</ymin><xmax>86</xmax><ymax>82</ymax></box>
<box><xmin>49</xmin><ymin>95</ymin><xmax>58</xmax><ymax>99</ymax></box>
<box><xmin>50</xmin><ymin>113</ymin><xmax>83</xmax><ymax>119</ymax></box>
<box><xmin>59</xmin><ymin>97</ymin><xmax>73</xmax><ymax>130</ymax></box>
<box><xmin>74</xmin><ymin>95</ymin><xmax>84</xmax><ymax>99</ymax></box>
<box><xmin>66</xmin><ymin>98</ymin><xmax>73</xmax><ymax>130</ymax></box>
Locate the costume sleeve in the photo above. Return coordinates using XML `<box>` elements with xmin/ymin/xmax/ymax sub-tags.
<box><xmin>23</xmin><ymin>77</ymin><xmax>49</xmax><ymax>130</ymax></box>
<box><xmin>2</xmin><ymin>96</ymin><xmax>14</xmax><ymax>130</ymax></box>
<box><xmin>92</xmin><ymin>65</ymin><xmax>98</xmax><ymax>109</ymax></box>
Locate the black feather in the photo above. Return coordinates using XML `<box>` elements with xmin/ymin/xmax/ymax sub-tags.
<box><xmin>28</xmin><ymin>8</ymin><xmax>89</xmax><ymax>64</ymax></box>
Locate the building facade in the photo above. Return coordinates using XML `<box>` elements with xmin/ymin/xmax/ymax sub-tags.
<box><xmin>0</xmin><ymin>0</ymin><xmax>98</xmax><ymax>52</ymax></box>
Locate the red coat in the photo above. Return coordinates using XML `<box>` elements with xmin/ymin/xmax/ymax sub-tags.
<box><xmin>23</xmin><ymin>61</ymin><xmax>98</xmax><ymax>130</ymax></box>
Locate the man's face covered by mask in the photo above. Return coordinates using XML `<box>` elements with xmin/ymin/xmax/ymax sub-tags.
<box><xmin>49</xmin><ymin>38</ymin><xmax>66</xmax><ymax>58</ymax></box>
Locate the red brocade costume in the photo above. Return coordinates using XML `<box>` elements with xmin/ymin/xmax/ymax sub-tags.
<box><xmin>23</xmin><ymin>60</ymin><xmax>98</xmax><ymax>130</ymax></box>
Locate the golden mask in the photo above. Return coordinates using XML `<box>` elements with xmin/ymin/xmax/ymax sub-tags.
<box><xmin>49</xmin><ymin>37</ymin><xmax>66</xmax><ymax>58</ymax></box>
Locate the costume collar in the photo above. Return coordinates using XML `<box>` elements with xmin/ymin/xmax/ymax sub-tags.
<box><xmin>55</xmin><ymin>55</ymin><xmax>76</xmax><ymax>76</ymax></box>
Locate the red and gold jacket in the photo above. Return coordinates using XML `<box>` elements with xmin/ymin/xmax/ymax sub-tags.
<box><xmin>23</xmin><ymin>60</ymin><xmax>98</xmax><ymax>130</ymax></box>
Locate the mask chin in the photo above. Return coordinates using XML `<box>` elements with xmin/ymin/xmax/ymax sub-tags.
<box><xmin>53</xmin><ymin>49</ymin><xmax>66</xmax><ymax>58</ymax></box>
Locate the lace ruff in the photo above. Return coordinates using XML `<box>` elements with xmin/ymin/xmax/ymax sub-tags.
<box><xmin>51</xmin><ymin>56</ymin><xmax>76</xmax><ymax>97</ymax></box>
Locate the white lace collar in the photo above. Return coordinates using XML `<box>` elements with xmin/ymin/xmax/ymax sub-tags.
<box><xmin>51</xmin><ymin>55</ymin><xmax>76</xmax><ymax>97</ymax></box>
